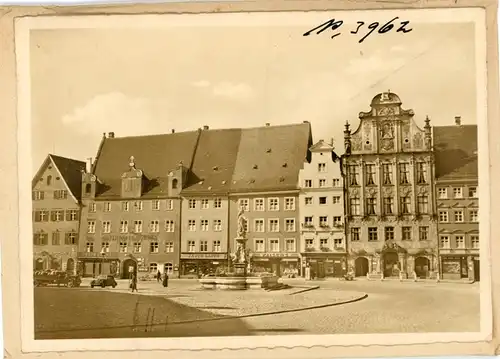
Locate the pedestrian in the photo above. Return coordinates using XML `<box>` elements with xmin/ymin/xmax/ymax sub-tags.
<box><xmin>162</xmin><ymin>272</ymin><xmax>169</xmax><ymax>288</ymax></box>
<box><xmin>130</xmin><ymin>272</ymin><xmax>138</xmax><ymax>293</ymax></box>
<box><xmin>156</xmin><ymin>270</ymin><xmax>161</xmax><ymax>283</ymax></box>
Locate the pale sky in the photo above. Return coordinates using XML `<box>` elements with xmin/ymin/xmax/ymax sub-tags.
<box><xmin>30</xmin><ymin>20</ymin><xmax>477</xmax><ymax>174</ymax></box>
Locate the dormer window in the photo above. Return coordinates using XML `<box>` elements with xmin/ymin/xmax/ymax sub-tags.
<box><xmin>172</xmin><ymin>178</ymin><xmax>178</xmax><ymax>189</ymax></box>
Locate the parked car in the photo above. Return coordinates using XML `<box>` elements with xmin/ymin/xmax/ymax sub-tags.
<box><xmin>90</xmin><ymin>275</ymin><xmax>117</xmax><ymax>288</ymax></box>
<box><xmin>33</xmin><ymin>270</ymin><xmax>82</xmax><ymax>288</ymax></box>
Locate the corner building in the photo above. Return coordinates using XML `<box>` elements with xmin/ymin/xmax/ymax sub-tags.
<box><xmin>32</xmin><ymin>155</ymin><xmax>86</xmax><ymax>273</ymax></box>
<box><xmin>78</xmin><ymin>131</ymin><xmax>199</xmax><ymax>278</ymax></box>
<box><xmin>343</xmin><ymin>92</ymin><xmax>438</xmax><ymax>279</ymax></box>
<box><xmin>433</xmin><ymin>118</ymin><xmax>479</xmax><ymax>281</ymax></box>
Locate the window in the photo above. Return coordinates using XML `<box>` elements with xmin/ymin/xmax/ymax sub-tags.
<box><xmin>89</xmin><ymin>203</ymin><xmax>97</xmax><ymax>213</ymax></box>
<box><xmin>85</xmin><ymin>184</ymin><xmax>91</xmax><ymax>194</ymax></box>
<box><xmin>439</xmin><ymin>211</ymin><xmax>449</xmax><ymax>222</ymax></box>
<box><xmin>319</xmin><ymin>196</ymin><xmax>327</xmax><ymax>205</ymax></box>
<box><xmin>164</xmin><ymin>263</ymin><xmax>174</xmax><ymax>274</ymax></box>
<box><xmin>119</xmin><ymin>242</ymin><xmax>128</xmax><ymax>253</ymax></box>
<box><xmin>332</xmin><ymin>196</ymin><xmax>341</xmax><ymax>204</ymax></box>
<box><xmin>402</xmin><ymin>227</ymin><xmax>412</xmax><ymax>241</ymax></box>
<box><xmin>333</xmin><ymin>216</ymin><xmax>342</xmax><ymax>226</ymax></box>
<box><xmin>417</xmin><ymin>195</ymin><xmax>428</xmax><ymax>214</ymax></box>
<box><xmin>188</xmin><ymin>199</ymin><xmax>196</xmax><ymax>209</ymax></box>
<box><xmin>213</xmin><ymin>198</ymin><xmax>222</xmax><ymax>208</ymax></box>
<box><xmin>269</xmin><ymin>219</ymin><xmax>279</xmax><ymax>232</ymax></box>
<box><xmin>213</xmin><ymin>240</ymin><xmax>221</xmax><ymax>252</ymax></box>
<box><xmin>199</xmin><ymin>241</ymin><xmax>208</xmax><ymax>252</ymax></box>
<box><xmin>438</xmin><ymin>188</ymin><xmax>448</xmax><ymax>199</ymax></box>
<box><xmin>65</xmin><ymin>231</ymin><xmax>77</xmax><ymax>245</ymax></box>
<box><xmin>268</xmin><ymin>198</ymin><xmax>279</xmax><ymax>211</ymax></box>
<box><xmin>334</xmin><ymin>238</ymin><xmax>344</xmax><ymax>248</ymax></box>
<box><xmin>285</xmin><ymin>197</ymin><xmax>295</xmax><ymax>210</ymax></box>
<box><xmin>456</xmin><ymin>235</ymin><xmax>465</xmax><ymax>249</ymax></box>
<box><xmin>255</xmin><ymin>239</ymin><xmax>265</xmax><ymax>252</ymax></box>
<box><xmin>51</xmin><ymin>210</ymin><xmax>64</xmax><ymax>222</ymax></box>
<box><xmin>318</xmin><ymin>163</ymin><xmax>326</xmax><ymax>172</ymax></box>
<box><xmin>134</xmin><ymin>220</ymin><xmax>143</xmax><ymax>233</ymax></box>
<box><xmin>350</xmin><ymin>197</ymin><xmax>361</xmax><ymax>215</ymax></box>
<box><xmin>120</xmin><ymin>220</ymin><xmax>128</xmax><ymax>233</ymax></box>
<box><xmin>348</xmin><ymin>165</ymin><xmax>359</xmax><ymax>186</ymax></box>
<box><xmin>165</xmin><ymin>242</ymin><xmax>174</xmax><ymax>252</ymax></box>
<box><xmin>188</xmin><ymin>241</ymin><xmax>196</xmax><ymax>252</ymax></box>
<box><xmin>419</xmin><ymin>226</ymin><xmax>429</xmax><ymax>241</ymax></box>
<box><xmin>365</xmin><ymin>164</ymin><xmax>376</xmax><ymax>185</ymax></box>
<box><xmin>165</xmin><ymin>220</ymin><xmax>175</xmax><ymax>232</ymax></box>
<box><xmin>470</xmin><ymin>209</ymin><xmax>479</xmax><ymax>222</ymax></box>
<box><xmin>150</xmin><ymin>220</ymin><xmax>160</xmax><ymax>233</ymax></box>
<box><xmin>399</xmin><ymin>163</ymin><xmax>410</xmax><ymax>184</ymax></box>
<box><xmin>134</xmin><ymin>201</ymin><xmax>143</xmax><ymax>211</ymax></box>
<box><xmin>53</xmin><ymin>190</ymin><xmax>68</xmax><ymax>199</ymax></box>
<box><xmin>320</xmin><ymin>238</ymin><xmax>329</xmax><ymax>248</ymax></box>
<box><xmin>201</xmin><ymin>199</ymin><xmax>209</xmax><ymax>209</ymax></box>
<box><xmin>440</xmin><ymin>235</ymin><xmax>450</xmax><ymax>249</ymax></box>
<box><xmin>52</xmin><ymin>231</ymin><xmax>60</xmax><ymax>245</ymax></box>
<box><xmin>172</xmin><ymin>179</ymin><xmax>178</xmax><ymax>189</ymax></box>
<box><xmin>200</xmin><ymin>219</ymin><xmax>209</xmax><ymax>231</ymax></box>
<box><xmin>304</xmin><ymin>179</ymin><xmax>312</xmax><ymax>188</ymax></box>
<box><xmin>32</xmin><ymin>191</ymin><xmax>44</xmax><ymax>200</ymax></box>
<box><xmin>104</xmin><ymin>202</ymin><xmax>111</xmax><ymax>212</ymax></box>
<box><xmin>133</xmin><ymin>242</ymin><xmax>142</xmax><ymax>253</ymax></box>
<box><xmin>382</xmin><ymin>163</ymin><xmax>392</xmax><ymax>185</ymax></box>
<box><xmin>383</xmin><ymin>197</ymin><xmax>394</xmax><ymax>215</ymax></box>
<box><xmin>304</xmin><ymin>216</ymin><xmax>313</xmax><ymax>227</ymax></box>
<box><xmin>46</xmin><ymin>175</ymin><xmax>52</xmax><ymax>185</ymax></box>
<box><xmin>468</xmin><ymin>187</ymin><xmax>478</xmax><ymax>198</ymax></box>
<box><xmin>102</xmin><ymin>221</ymin><xmax>111</xmax><ymax>233</ymax></box>
<box><xmin>366</xmin><ymin>197</ymin><xmax>377</xmax><ymax>215</ymax></box>
<box><xmin>254</xmin><ymin>219</ymin><xmax>265</xmax><ymax>232</ymax></box>
<box><xmin>471</xmin><ymin>235</ymin><xmax>479</xmax><ymax>249</ymax></box>
<box><xmin>254</xmin><ymin>198</ymin><xmax>264</xmax><ymax>211</ymax></box>
<box><xmin>120</xmin><ymin>201</ymin><xmax>129</xmax><ymax>211</ymax></box>
<box><xmin>86</xmin><ymin>242</ymin><xmax>94</xmax><ymax>252</ymax></box>
<box><xmin>239</xmin><ymin>199</ymin><xmax>249</xmax><ymax>211</ymax></box>
<box><xmin>400</xmin><ymin>196</ymin><xmax>411</xmax><ymax>214</ymax></box>
<box><xmin>332</xmin><ymin>178</ymin><xmax>341</xmax><ymax>187</ymax></box>
<box><xmin>454</xmin><ymin>210</ymin><xmax>464</xmax><ymax>223</ymax></box>
<box><xmin>66</xmin><ymin>209</ymin><xmax>78</xmax><ymax>221</ymax></box>
<box><xmin>88</xmin><ymin>220</ymin><xmax>96</xmax><ymax>234</ymax></box>
<box><xmin>319</xmin><ymin>179</ymin><xmax>327</xmax><ymax>187</ymax></box>
<box><xmin>416</xmin><ymin>162</ymin><xmax>427</xmax><ymax>184</ymax></box>
<box><xmin>285</xmin><ymin>238</ymin><xmax>296</xmax><ymax>252</ymax></box>
<box><xmin>101</xmin><ymin>242</ymin><xmax>110</xmax><ymax>253</ymax></box>
<box><xmin>149</xmin><ymin>263</ymin><xmax>158</xmax><ymax>273</ymax></box>
<box><xmin>269</xmin><ymin>239</ymin><xmax>279</xmax><ymax>252</ymax></box>
<box><xmin>150</xmin><ymin>242</ymin><xmax>159</xmax><ymax>253</ymax></box>
<box><xmin>305</xmin><ymin>197</ymin><xmax>313</xmax><ymax>205</ymax></box>
<box><xmin>213</xmin><ymin>219</ymin><xmax>222</xmax><ymax>231</ymax></box>
<box><xmin>285</xmin><ymin>219</ymin><xmax>296</xmax><ymax>232</ymax></box>
<box><xmin>317</xmin><ymin>216</ymin><xmax>327</xmax><ymax>227</ymax></box>
<box><xmin>453</xmin><ymin>187</ymin><xmax>463</xmax><ymax>198</ymax></box>
<box><xmin>368</xmin><ymin>227</ymin><xmax>378</xmax><ymax>241</ymax></box>
<box><xmin>305</xmin><ymin>238</ymin><xmax>314</xmax><ymax>248</ymax></box>
<box><xmin>384</xmin><ymin>227</ymin><xmax>395</xmax><ymax>241</ymax></box>
<box><xmin>188</xmin><ymin>220</ymin><xmax>196</xmax><ymax>231</ymax></box>
<box><xmin>166</xmin><ymin>200</ymin><xmax>174</xmax><ymax>210</ymax></box>
<box><xmin>152</xmin><ymin>200</ymin><xmax>160</xmax><ymax>211</ymax></box>
<box><xmin>34</xmin><ymin>210</ymin><xmax>49</xmax><ymax>222</ymax></box>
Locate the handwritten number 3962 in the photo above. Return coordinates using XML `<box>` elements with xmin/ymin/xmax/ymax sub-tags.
<box><xmin>303</xmin><ymin>16</ymin><xmax>412</xmax><ymax>43</ymax></box>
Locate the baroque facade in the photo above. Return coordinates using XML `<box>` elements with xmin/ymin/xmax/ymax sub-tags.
<box><xmin>343</xmin><ymin>92</ymin><xmax>438</xmax><ymax>279</ymax></box>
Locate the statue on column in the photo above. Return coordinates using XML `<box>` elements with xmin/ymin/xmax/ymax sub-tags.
<box><xmin>232</xmin><ymin>207</ymin><xmax>249</xmax><ymax>265</ymax></box>
<box><xmin>237</xmin><ymin>206</ymin><xmax>248</xmax><ymax>238</ymax></box>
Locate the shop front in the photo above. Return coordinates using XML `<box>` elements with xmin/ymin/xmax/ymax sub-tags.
<box><xmin>180</xmin><ymin>253</ymin><xmax>228</xmax><ymax>278</ymax></box>
<box><xmin>440</xmin><ymin>253</ymin><xmax>479</xmax><ymax>281</ymax></box>
<box><xmin>77</xmin><ymin>251</ymin><xmax>120</xmax><ymax>278</ymax></box>
<box><xmin>250</xmin><ymin>253</ymin><xmax>300</xmax><ymax>277</ymax></box>
<box><xmin>301</xmin><ymin>253</ymin><xmax>347</xmax><ymax>279</ymax></box>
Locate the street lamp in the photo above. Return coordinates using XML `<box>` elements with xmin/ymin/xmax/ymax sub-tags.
<box><xmin>100</xmin><ymin>248</ymin><xmax>106</xmax><ymax>275</ymax></box>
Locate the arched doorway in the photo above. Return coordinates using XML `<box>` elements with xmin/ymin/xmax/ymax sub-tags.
<box><xmin>383</xmin><ymin>252</ymin><xmax>399</xmax><ymax>277</ymax></box>
<box><xmin>414</xmin><ymin>257</ymin><xmax>430</xmax><ymax>278</ymax></box>
<box><xmin>35</xmin><ymin>258</ymin><xmax>44</xmax><ymax>271</ymax></box>
<box><xmin>66</xmin><ymin>258</ymin><xmax>75</xmax><ymax>273</ymax></box>
<box><xmin>121</xmin><ymin>258</ymin><xmax>137</xmax><ymax>279</ymax></box>
<box><xmin>354</xmin><ymin>257</ymin><xmax>369</xmax><ymax>277</ymax></box>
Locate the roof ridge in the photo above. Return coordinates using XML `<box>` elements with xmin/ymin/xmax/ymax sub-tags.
<box><xmin>48</xmin><ymin>153</ymin><xmax>86</xmax><ymax>164</ymax></box>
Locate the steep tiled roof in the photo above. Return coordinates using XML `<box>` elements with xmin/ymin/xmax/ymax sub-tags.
<box><xmin>433</xmin><ymin>124</ymin><xmax>478</xmax><ymax>180</ymax></box>
<box><xmin>230</xmin><ymin>123</ymin><xmax>312</xmax><ymax>193</ymax></box>
<box><xmin>92</xmin><ymin>131</ymin><xmax>200</xmax><ymax>198</ymax></box>
<box><xmin>181</xmin><ymin>129</ymin><xmax>241</xmax><ymax>195</ymax></box>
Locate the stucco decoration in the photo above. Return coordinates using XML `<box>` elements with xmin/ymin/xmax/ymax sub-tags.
<box><xmin>382</xmin><ymin>186</ymin><xmax>394</xmax><ymax>196</ymax></box>
<box><xmin>363</xmin><ymin>121</ymin><xmax>373</xmax><ymax>151</ymax></box>
<box><xmin>351</xmin><ymin>134</ymin><xmax>362</xmax><ymax>152</ymax></box>
<box><xmin>367</xmin><ymin>187</ymin><xmax>378</xmax><ymax>198</ymax></box>
<box><xmin>413</xmin><ymin>132</ymin><xmax>423</xmax><ymax>149</ymax></box>
<box><xmin>418</xmin><ymin>186</ymin><xmax>428</xmax><ymax>195</ymax></box>
<box><xmin>350</xmin><ymin>188</ymin><xmax>360</xmax><ymax>197</ymax></box>
<box><xmin>379</xmin><ymin>120</ymin><xmax>395</xmax><ymax>152</ymax></box>
<box><xmin>90</xmin><ymin>174</ymin><xmax>96</xmax><ymax>182</ymax></box>
<box><xmin>400</xmin><ymin>186</ymin><xmax>412</xmax><ymax>196</ymax></box>
<box><xmin>402</xmin><ymin>121</ymin><xmax>411</xmax><ymax>150</ymax></box>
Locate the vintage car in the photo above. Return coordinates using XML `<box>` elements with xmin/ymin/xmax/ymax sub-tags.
<box><xmin>33</xmin><ymin>270</ymin><xmax>82</xmax><ymax>287</ymax></box>
<box><xmin>90</xmin><ymin>275</ymin><xmax>117</xmax><ymax>288</ymax></box>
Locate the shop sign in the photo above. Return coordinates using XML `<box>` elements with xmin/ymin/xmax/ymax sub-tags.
<box><xmin>257</xmin><ymin>253</ymin><xmax>299</xmax><ymax>258</ymax></box>
<box><xmin>77</xmin><ymin>251</ymin><xmax>119</xmax><ymax>259</ymax></box>
<box><xmin>180</xmin><ymin>253</ymin><xmax>228</xmax><ymax>260</ymax></box>
<box><xmin>102</xmin><ymin>234</ymin><xmax>158</xmax><ymax>241</ymax></box>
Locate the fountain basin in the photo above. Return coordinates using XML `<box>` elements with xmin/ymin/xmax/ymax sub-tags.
<box><xmin>199</xmin><ymin>275</ymin><xmax>279</xmax><ymax>290</ymax></box>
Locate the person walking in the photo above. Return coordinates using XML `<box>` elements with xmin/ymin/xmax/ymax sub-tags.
<box><xmin>162</xmin><ymin>272</ymin><xmax>169</xmax><ymax>288</ymax></box>
<box><xmin>156</xmin><ymin>270</ymin><xmax>161</xmax><ymax>283</ymax></box>
<box><xmin>130</xmin><ymin>272</ymin><xmax>138</xmax><ymax>293</ymax></box>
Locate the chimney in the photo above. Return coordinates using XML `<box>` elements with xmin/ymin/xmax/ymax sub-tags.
<box><xmin>171</xmin><ymin>129</ymin><xmax>175</xmax><ymax>133</ymax></box>
<box><xmin>203</xmin><ymin>125</ymin><xmax>209</xmax><ymax>130</ymax></box>
<box><xmin>86</xmin><ymin>157</ymin><xmax>93</xmax><ymax>173</ymax></box>
<box><xmin>330</xmin><ymin>138</ymin><xmax>334</xmax><ymax>146</ymax></box>
<box><xmin>108</xmin><ymin>132</ymin><xmax>115</xmax><ymax>138</ymax></box>
<box><xmin>265</xmin><ymin>123</ymin><xmax>270</xmax><ymax>127</ymax></box>
<box><xmin>455</xmin><ymin>116</ymin><xmax>461</xmax><ymax>126</ymax></box>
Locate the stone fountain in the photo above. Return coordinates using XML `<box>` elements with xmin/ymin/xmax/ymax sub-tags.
<box><xmin>199</xmin><ymin>207</ymin><xmax>280</xmax><ymax>290</ymax></box>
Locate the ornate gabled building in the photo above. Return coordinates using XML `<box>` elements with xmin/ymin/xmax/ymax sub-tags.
<box><xmin>343</xmin><ymin>91</ymin><xmax>438</xmax><ymax>279</ymax></box>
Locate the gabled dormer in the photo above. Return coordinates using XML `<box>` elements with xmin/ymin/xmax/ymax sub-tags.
<box><xmin>81</xmin><ymin>171</ymin><xmax>98</xmax><ymax>199</ymax></box>
<box><xmin>167</xmin><ymin>161</ymin><xmax>187</xmax><ymax>197</ymax></box>
<box><xmin>121</xmin><ymin>156</ymin><xmax>145</xmax><ymax>199</ymax></box>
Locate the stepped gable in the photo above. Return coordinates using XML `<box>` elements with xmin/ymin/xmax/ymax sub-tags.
<box><xmin>181</xmin><ymin>128</ymin><xmax>242</xmax><ymax>195</ymax></box>
<box><xmin>92</xmin><ymin>130</ymin><xmax>200</xmax><ymax>198</ymax></box>
<box><xmin>230</xmin><ymin>122</ymin><xmax>313</xmax><ymax>193</ymax></box>
<box><xmin>433</xmin><ymin>124</ymin><xmax>478</xmax><ymax>180</ymax></box>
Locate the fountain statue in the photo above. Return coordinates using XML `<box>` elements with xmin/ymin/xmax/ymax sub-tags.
<box><xmin>231</xmin><ymin>207</ymin><xmax>249</xmax><ymax>276</ymax></box>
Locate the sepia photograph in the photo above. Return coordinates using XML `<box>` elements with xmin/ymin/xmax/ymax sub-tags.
<box><xmin>7</xmin><ymin>3</ymin><xmax>495</xmax><ymax>355</ymax></box>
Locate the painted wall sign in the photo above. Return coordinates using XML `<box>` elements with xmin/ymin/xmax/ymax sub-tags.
<box><xmin>180</xmin><ymin>253</ymin><xmax>228</xmax><ymax>260</ymax></box>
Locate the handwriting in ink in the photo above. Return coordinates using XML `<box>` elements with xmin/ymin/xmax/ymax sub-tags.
<box><xmin>304</xmin><ymin>16</ymin><xmax>412</xmax><ymax>43</ymax></box>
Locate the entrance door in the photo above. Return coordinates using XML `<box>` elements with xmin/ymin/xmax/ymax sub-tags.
<box><xmin>354</xmin><ymin>257</ymin><xmax>369</xmax><ymax>277</ymax></box>
<box><xmin>121</xmin><ymin>258</ymin><xmax>137</xmax><ymax>279</ymax></box>
<box><xmin>66</xmin><ymin>258</ymin><xmax>75</xmax><ymax>273</ymax></box>
<box><xmin>317</xmin><ymin>261</ymin><xmax>325</xmax><ymax>279</ymax></box>
<box><xmin>414</xmin><ymin>257</ymin><xmax>430</xmax><ymax>279</ymax></box>
<box><xmin>383</xmin><ymin>252</ymin><xmax>399</xmax><ymax>277</ymax></box>
<box><xmin>473</xmin><ymin>258</ymin><xmax>480</xmax><ymax>281</ymax></box>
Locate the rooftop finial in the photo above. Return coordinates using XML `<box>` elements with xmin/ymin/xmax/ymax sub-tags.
<box><xmin>129</xmin><ymin>156</ymin><xmax>135</xmax><ymax>169</ymax></box>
